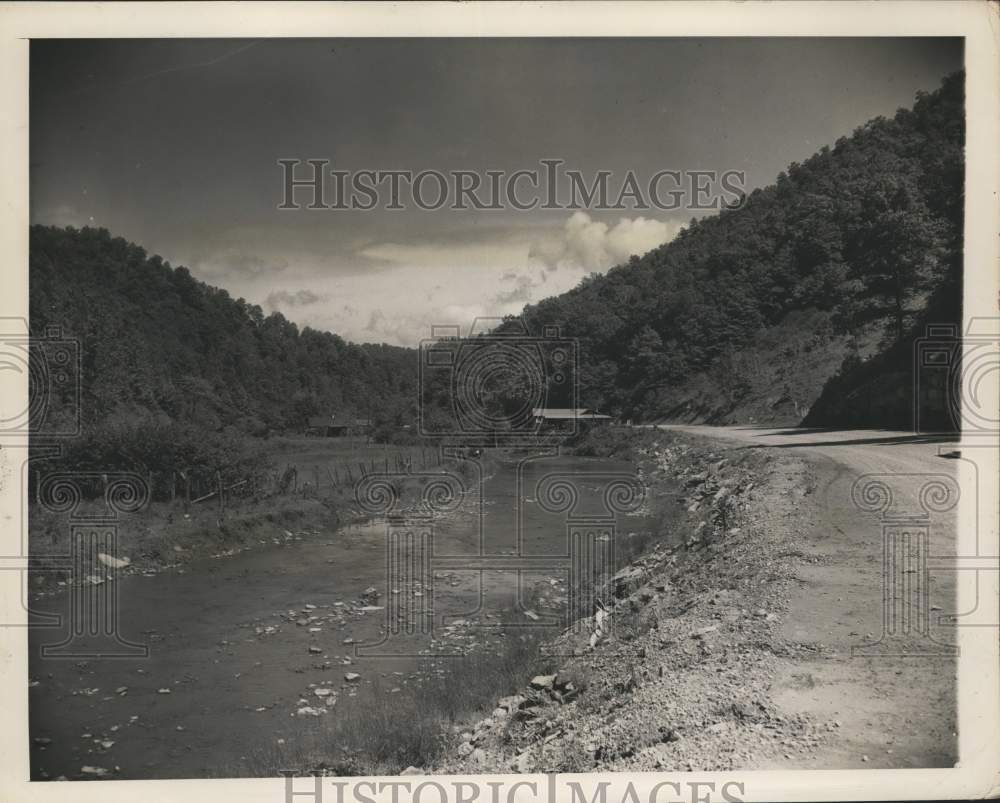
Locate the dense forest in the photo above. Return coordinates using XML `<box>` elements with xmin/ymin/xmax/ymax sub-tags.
<box><xmin>29</xmin><ymin>225</ymin><xmax>419</xmax><ymax>470</ymax></box>
<box><xmin>510</xmin><ymin>72</ymin><xmax>964</xmax><ymax>424</ymax></box>
<box><xmin>29</xmin><ymin>72</ymin><xmax>963</xmax><ymax>473</ymax></box>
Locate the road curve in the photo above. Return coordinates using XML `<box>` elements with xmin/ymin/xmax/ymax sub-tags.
<box><xmin>659</xmin><ymin>425</ymin><xmax>963</xmax><ymax>769</ymax></box>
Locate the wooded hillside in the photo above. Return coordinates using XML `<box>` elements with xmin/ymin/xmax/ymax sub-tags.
<box><xmin>513</xmin><ymin>72</ymin><xmax>963</xmax><ymax>426</ymax></box>
<box><xmin>29</xmin><ymin>71</ymin><xmax>964</xmax><ymax>474</ymax></box>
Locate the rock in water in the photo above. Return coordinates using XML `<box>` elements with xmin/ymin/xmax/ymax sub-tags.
<box><xmin>97</xmin><ymin>553</ymin><xmax>130</xmax><ymax>570</ymax></box>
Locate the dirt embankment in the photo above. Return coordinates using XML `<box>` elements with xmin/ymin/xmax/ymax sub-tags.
<box><xmin>435</xmin><ymin>428</ymin><xmax>948</xmax><ymax>774</ymax></box>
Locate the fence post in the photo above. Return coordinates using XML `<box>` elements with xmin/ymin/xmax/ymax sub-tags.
<box><xmin>217</xmin><ymin>471</ymin><xmax>225</xmax><ymax>517</ymax></box>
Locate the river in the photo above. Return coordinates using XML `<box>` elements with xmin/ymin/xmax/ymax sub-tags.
<box><xmin>28</xmin><ymin>451</ymin><xmax>652</xmax><ymax>779</ymax></box>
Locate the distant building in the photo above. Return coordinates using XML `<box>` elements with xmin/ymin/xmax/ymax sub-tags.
<box><xmin>307</xmin><ymin>414</ymin><xmax>373</xmax><ymax>437</ymax></box>
<box><xmin>532</xmin><ymin>407</ymin><xmax>613</xmax><ymax>428</ymax></box>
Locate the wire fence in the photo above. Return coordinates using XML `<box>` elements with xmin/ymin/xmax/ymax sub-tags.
<box><xmin>27</xmin><ymin>445</ymin><xmax>466</xmax><ymax>517</ymax></box>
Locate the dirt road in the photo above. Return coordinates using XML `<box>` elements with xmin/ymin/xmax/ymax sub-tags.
<box><xmin>663</xmin><ymin>425</ymin><xmax>962</xmax><ymax>768</ymax></box>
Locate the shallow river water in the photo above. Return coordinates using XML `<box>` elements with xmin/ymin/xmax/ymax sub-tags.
<box><xmin>29</xmin><ymin>452</ymin><xmax>652</xmax><ymax>779</ymax></box>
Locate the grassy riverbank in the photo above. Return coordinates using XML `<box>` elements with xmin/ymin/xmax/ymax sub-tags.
<box><xmin>28</xmin><ymin>437</ymin><xmax>482</xmax><ymax>593</ymax></box>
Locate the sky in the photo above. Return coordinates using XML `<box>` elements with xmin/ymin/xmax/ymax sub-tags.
<box><xmin>30</xmin><ymin>38</ymin><xmax>963</xmax><ymax>346</ymax></box>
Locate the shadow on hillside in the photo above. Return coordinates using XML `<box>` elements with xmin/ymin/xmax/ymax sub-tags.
<box><xmin>746</xmin><ymin>431</ymin><xmax>957</xmax><ymax>449</ymax></box>
<box><xmin>801</xmin><ymin>277</ymin><xmax>962</xmax><ymax>433</ymax></box>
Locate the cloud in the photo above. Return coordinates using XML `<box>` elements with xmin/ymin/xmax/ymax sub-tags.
<box><xmin>192</xmin><ymin>248</ymin><xmax>289</xmax><ymax>279</ymax></box>
<box><xmin>494</xmin><ymin>272</ymin><xmax>541</xmax><ymax>305</ymax></box>
<box><xmin>32</xmin><ymin>203</ymin><xmax>97</xmax><ymax>228</ymax></box>
<box><xmin>265</xmin><ymin>289</ymin><xmax>326</xmax><ymax>309</ymax></box>
<box><xmin>365</xmin><ymin>308</ymin><xmax>387</xmax><ymax>332</ymax></box>
<box><xmin>529</xmin><ymin>211</ymin><xmax>682</xmax><ymax>272</ymax></box>
<box><xmin>224</xmin><ymin>224</ymin><xmax>598</xmax><ymax>347</ymax></box>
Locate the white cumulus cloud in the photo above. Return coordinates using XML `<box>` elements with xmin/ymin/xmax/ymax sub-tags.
<box><xmin>529</xmin><ymin>211</ymin><xmax>682</xmax><ymax>272</ymax></box>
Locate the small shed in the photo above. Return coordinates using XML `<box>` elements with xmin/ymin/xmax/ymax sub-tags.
<box><xmin>532</xmin><ymin>407</ymin><xmax>613</xmax><ymax>428</ymax></box>
<box><xmin>307</xmin><ymin>415</ymin><xmax>373</xmax><ymax>437</ymax></box>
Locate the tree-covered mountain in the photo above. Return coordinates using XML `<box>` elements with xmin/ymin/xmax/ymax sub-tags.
<box><xmin>513</xmin><ymin>72</ymin><xmax>964</xmax><ymax>426</ymax></box>
<box><xmin>29</xmin><ymin>70</ymin><xmax>964</xmax><ymax>469</ymax></box>
<box><xmin>29</xmin><ymin>225</ymin><xmax>419</xmax><ymax>443</ymax></box>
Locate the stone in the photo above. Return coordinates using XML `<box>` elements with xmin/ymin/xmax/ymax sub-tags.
<box><xmin>80</xmin><ymin>766</ymin><xmax>109</xmax><ymax>777</ymax></box>
<box><xmin>97</xmin><ymin>553</ymin><xmax>130</xmax><ymax>570</ymax></box>
<box><xmin>344</xmin><ymin>672</ymin><xmax>361</xmax><ymax>682</ymax></box>
<box><xmin>314</xmin><ymin>688</ymin><xmax>334</xmax><ymax>697</ymax></box>
<box><xmin>498</xmin><ymin>695</ymin><xmax>526</xmax><ymax>711</ymax></box>
<box><xmin>400</xmin><ymin>766</ymin><xmax>422</xmax><ymax>776</ymax></box>
<box><xmin>308</xmin><ymin>645</ymin><xmax>323</xmax><ymax>654</ymax></box>
<box><xmin>456</xmin><ymin>742</ymin><xmax>474</xmax><ymax>757</ymax></box>
<box><xmin>296</xmin><ymin>706</ymin><xmax>324</xmax><ymax>717</ymax></box>
<box><xmin>529</xmin><ymin>674</ymin><xmax>557</xmax><ymax>691</ymax></box>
